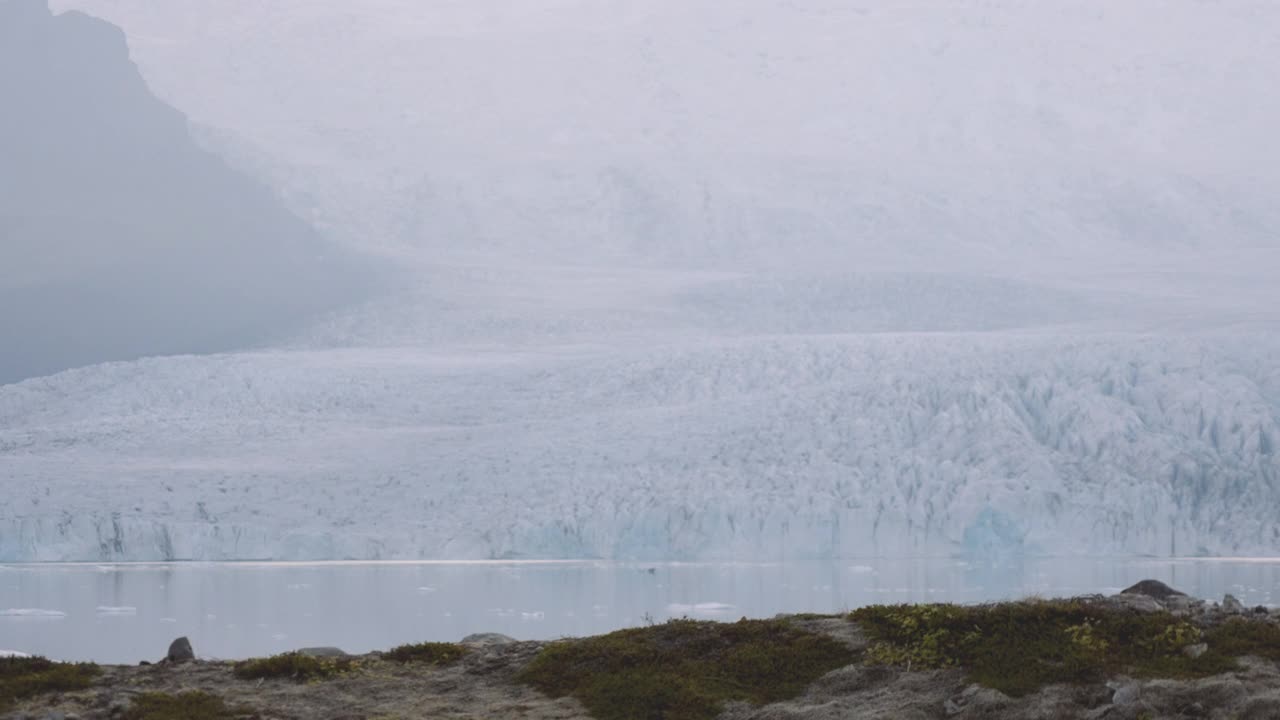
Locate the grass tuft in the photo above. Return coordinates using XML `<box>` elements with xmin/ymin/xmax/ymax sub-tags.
<box><xmin>0</xmin><ymin>656</ymin><xmax>100</xmax><ymax>713</ymax></box>
<box><xmin>384</xmin><ymin>641</ymin><xmax>468</xmax><ymax>665</ymax></box>
<box><xmin>517</xmin><ymin>617</ymin><xmax>855</xmax><ymax>720</ymax></box>
<box><xmin>231</xmin><ymin>652</ymin><xmax>357</xmax><ymax>682</ymax></box>
<box><xmin>121</xmin><ymin>690</ymin><xmax>259</xmax><ymax>720</ymax></box>
<box><xmin>851</xmin><ymin>600</ymin><xmax>1255</xmax><ymax>696</ymax></box>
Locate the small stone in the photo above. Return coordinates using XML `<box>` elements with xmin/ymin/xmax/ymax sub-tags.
<box><xmin>1182</xmin><ymin>643</ymin><xmax>1208</xmax><ymax>659</ymax></box>
<box><xmin>297</xmin><ymin>646</ymin><xmax>349</xmax><ymax>658</ymax></box>
<box><xmin>460</xmin><ymin>633</ymin><xmax>518</xmax><ymax>646</ymax></box>
<box><xmin>1112</xmin><ymin>683</ymin><xmax>1140</xmax><ymax>706</ymax></box>
<box><xmin>1120</xmin><ymin>580</ymin><xmax>1186</xmax><ymax>600</ymax></box>
<box><xmin>166</xmin><ymin>636</ymin><xmax>194</xmax><ymax>663</ymax></box>
<box><xmin>138</xmin><ymin>660</ymin><xmax>151</xmax><ymax>666</ymax></box>
<box><xmin>1223</xmin><ymin>594</ymin><xmax>1245</xmax><ymax>614</ymax></box>
<box><xmin>1111</xmin><ymin>594</ymin><xmax>1164</xmax><ymax>613</ymax></box>
<box><xmin>1254</xmin><ymin>605</ymin><xmax>1269</xmax><ymax>615</ymax></box>
<box><xmin>944</xmin><ymin>697</ymin><xmax>965</xmax><ymax>716</ymax></box>
<box><xmin>1179</xmin><ymin>701</ymin><xmax>1208</xmax><ymax>718</ymax></box>
<box><xmin>1164</xmin><ymin>594</ymin><xmax>1206</xmax><ymax>616</ymax></box>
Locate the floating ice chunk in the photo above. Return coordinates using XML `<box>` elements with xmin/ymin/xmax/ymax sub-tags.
<box><xmin>0</xmin><ymin>608</ymin><xmax>66</xmax><ymax>619</ymax></box>
<box><xmin>96</xmin><ymin>606</ymin><xmax>138</xmax><ymax>616</ymax></box>
<box><xmin>521</xmin><ymin>611</ymin><xmax>545</xmax><ymax>620</ymax></box>
<box><xmin>666</xmin><ymin>602</ymin><xmax>736</xmax><ymax>615</ymax></box>
<box><xmin>416</xmin><ymin>586</ymin><xmax>436</xmax><ymax>594</ymax></box>
<box><xmin>160</xmin><ymin>618</ymin><xmax>178</xmax><ymax>624</ymax></box>
<box><xmin>286</xmin><ymin>584</ymin><xmax>311</xmax><ymax>590</ymax></box>
<box><xmin>849</xmin><ymin>565</ymin><xmax>874</xmax><ymax>574</ymax></box>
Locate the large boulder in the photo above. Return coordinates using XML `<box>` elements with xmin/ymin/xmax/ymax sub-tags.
<box><xmin>297</xmin><ymin>647</ymin><xmax>350</xmax><ymax>658</ymax></box>
<box><xmin>1120</xmin><ymin>580</ymin><xmax>1187</xmax><ymax>600</ymax></box>
<box><xmin>460</xmin><ymin>633</ymin><xmax>518</xmax><ymax>647</ymax></box>
<box><xmin>165</xmin><ymin>636</ymin><xmax>194</xmax><ymax>663</ymax></box>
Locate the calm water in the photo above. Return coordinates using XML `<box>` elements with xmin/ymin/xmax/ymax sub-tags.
<box><xmin>2</xmin><ymin>558</ymin><xmax>1279</xmax><ymax>663</ymax></box>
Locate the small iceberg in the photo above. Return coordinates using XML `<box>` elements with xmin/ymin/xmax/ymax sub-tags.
<box><xmin>0</xmin><ymin>650</ymin><xmax>32</xmax><ymax>658</ymax></box>
<box><xmin>95</xmin><ymin>606</ymin><xmax>138</xmax><ymax>616</ymax></box>
<box><xmin>0</xmin><ymin>608</ymin><xmax>67</xmax><ymax>619</ymax></box>
<box><xmin>666</xmin><ymin>602</ymin><xmax>736</xmax><ymax>615</ymax></box>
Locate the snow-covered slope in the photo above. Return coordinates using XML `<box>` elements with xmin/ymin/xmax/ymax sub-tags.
<box><xmin>3</xmin><ymin>333</ymin><xmax>1278</xmax><ymax>562</ymax></box>
<box><xmin>49</xmin><ymin>0</ymin><xmax>1280</xmax><ymax>266</ymax></box>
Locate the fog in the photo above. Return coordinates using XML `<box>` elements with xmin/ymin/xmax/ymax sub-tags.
<box><xmin>1</xmin><ymin>0</ymin><xmax>1278</xmax><ymax>562</ymax></box>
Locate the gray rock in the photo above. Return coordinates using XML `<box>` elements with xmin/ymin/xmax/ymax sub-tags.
<box><xmin>1111</xmin><ymin>683</ymin><xmax>1141</xmax><ymax>706</ymax></box>
<box><xmin>1165</xmin><ymin>594</ymin><xmax>1206</xmax><ymax>616</ymax></box>
<box><xmin>1182</xmin><ymin>643</ymin><xmax>1209</xmax><ymax>659</ymax></box>
<box><xmin>1223</xmin><ymin>594</ymin><xmax>1245</xmax><ymax>614</ymax></box>
<box><xmin>1120</xmin><ymin>580</ymin><xmax>1187</xmax><ymax>600</ymax></box>
<box><xmin>1110</xmin><ymin>593</ymin><xmax>1165</xmax><ymax>614</ymax></box>
<box><xmin>165</xmin><ymin>636</ymin><xmax>194</xmax><ymax>663</ymax></box>
<box><xmin>461</xmin><ymin>633</ymin><xmax>518</xmax><ymax>646</ymax></box>
<box><xmin>943</xmin><ymin>697</ymin><xmax>964</xmax><ymax>715</ymax></box>
<box><xmin>297</xmin><ymin>646</ymin><xmax>349</xmax><ymax>658</ymax></box>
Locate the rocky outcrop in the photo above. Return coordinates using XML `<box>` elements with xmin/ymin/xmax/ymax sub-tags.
<box><xmin>0</xmin><ymin>0</ymin><xmax>374</xmax><ymax>384</ymax></box>
<box><xmin>7</xmin><ymin>586</ymin><xmax>1280</xmax><ymax>720</ymax></box>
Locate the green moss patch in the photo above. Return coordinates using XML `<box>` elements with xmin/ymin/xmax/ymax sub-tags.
<box><xmin>232</xmin><ymin>652</ymin><xmax>357</xmax><ymax>682</ymax></box>
<box><xmin>1206</xmin><ymin>617</ymin><xmax>1280</xmax><ymax>660</ymax></box>
<box><xmin>121</xmin><ymin>691</ymin><xmax>258</xmax><ymax>720</ymax></box>
<box><xmin>851</xmin><ymin>601</ymin><xmax>1255</xmax><ymax>696</ymax></box>
<box><xmin>0</xmin><ymin>656</ymin><xmax>100</xmax><ymax>712</ymax></box>
<box><xmin>384</xmin><ymin>641</ymin><xmax>468</xmax><ymax>665</ymax></box>
<box><xmin>517</xmin><ymin>618</ymin><xmax>856</xmax><ymax>720</ymax></box>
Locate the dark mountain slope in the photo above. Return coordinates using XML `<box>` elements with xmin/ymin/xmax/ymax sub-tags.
<box><xmin>0</xmin><ymin>0</ymin><xmax>372</xmax><ymax>384</ymax></box>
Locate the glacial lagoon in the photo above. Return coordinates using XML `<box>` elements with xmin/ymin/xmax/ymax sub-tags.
<box><xmin>3</xmin><ymin>558</ymin><xmax>1279</xmax><ymax>663</ymax></box>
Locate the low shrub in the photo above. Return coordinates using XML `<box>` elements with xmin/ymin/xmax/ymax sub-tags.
<box><xmin>231</xmin><ymin>652</ymin><xmax>356</xmax><ymax>682</ymax></box>
<box><xmin>517</xmin><ymin>617</ymin><xmax>855</xmax><ymax>720</ymax></box>
<box><xmin>852</xmin><ymin>600</ymin><xmax>1243</xmax><ymax>696</ymax></box>
<box><xmin>121</xmin><ymin>690</ymin><xmax>258</xmax><ymax>720</ymax></box>
<box><xmin>0</xmin><ymin>656</ymin><xmax>99</xmax><ymax>713</ymax></box>
<box><xmin>384</xmin><ymin>641</ymin><xmax>468</xmax><ymax>665</ymax></box>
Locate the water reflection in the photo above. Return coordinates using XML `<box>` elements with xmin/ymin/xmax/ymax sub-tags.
<box><xmin>1</xmin><ymin>558</ymin><xmax>1277</xmax><ymax>663</ymax></box>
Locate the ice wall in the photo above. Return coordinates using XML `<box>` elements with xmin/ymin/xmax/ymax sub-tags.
<box><xmin>3</xmin><ymin>335</ymin><xmax>1277</xmax><ymax>562</ymax></box>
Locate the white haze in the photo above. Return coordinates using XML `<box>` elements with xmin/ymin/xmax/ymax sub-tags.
<box><xmin>2</xmin><ymin>0</ymin><xmax>1278</xmax><ymax>561</ymax></box>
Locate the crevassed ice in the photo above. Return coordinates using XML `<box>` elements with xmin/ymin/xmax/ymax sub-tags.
<box><xmin>1</xmin><ymin>334</ymin><xmax>1277</xmax><ymax>562</ymax></box>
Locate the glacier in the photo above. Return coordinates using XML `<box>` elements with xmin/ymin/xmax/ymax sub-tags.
<box><xmin>4</xmin><ymin>0</ymin><xmax>1280</xmax><ymax>562</ymax></box>
<box><xmin>3</xmin><ymin>331</ymin><xmax>1278</xmax><ymax>562</ymax></box>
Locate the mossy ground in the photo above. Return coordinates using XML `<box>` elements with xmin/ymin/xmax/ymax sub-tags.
<box><xmin>0</xmin><ymin>656</ymin><xmax>100</xmax><ymax>713</ymax></box>
<box><xmin>231</xmin><ymin>652</ymin><xmax>358</xmax><ymax>682</ymax></box>
<box><xmin>516</xmin><ymin>617</ymin><xmax>856</xmax><ymax>720</ymax></box>
<box><xmin>852</xmin><ymin>600</ymin><xmax>1279</xmax><ymax>696</ymax></box>
<box><xmin>121</xmin><ymin>690</ymin><xmax>259</xmax><ymax>720</ymax></box>
<box><xmin>384</xmin><ymin>641</ymin><xmax>468</xmax><ymax>665</ymax></box>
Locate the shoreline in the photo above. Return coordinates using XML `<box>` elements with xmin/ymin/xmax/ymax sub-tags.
<box><xmin>5</xmin><ymin>582</ymin><xmax>1280</xmax><ymax>720</ymax></box>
